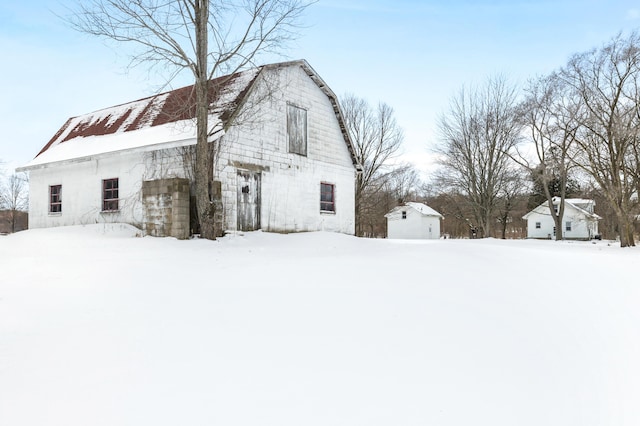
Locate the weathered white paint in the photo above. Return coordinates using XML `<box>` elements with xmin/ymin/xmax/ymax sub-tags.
<box><xmin>22</xmin><ymin>61</ymin><xmax>357</xmax><ymax>235</ymax></box>
<box><xmin>28</xmin><ymin>153</ymin><xmax>146</xmax><ymax>229</ymax></box>
<box><xmin>523</xmin><ymin>198</ymin><xmax>600</xmax><ymax>240</ymax></box>
<box><xmin>216</xmin><ymin>64</ymin><xmax>355</xmax><ymax>234</ymax></box>
<box><xmin>385</xmin><ymin>202</ymin><xmax>442</xmax><ymax>239</ymax></box>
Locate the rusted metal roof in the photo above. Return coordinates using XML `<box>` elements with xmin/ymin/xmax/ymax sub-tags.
<box><xmin>24</xmin><ymin>60</ymin><xmax>361</xmax><ymax>172</ymax></box>
<box><xmin>35</xmin><ymin>70</ymin><xmax>259</xmax><ymax>159</ymax></box>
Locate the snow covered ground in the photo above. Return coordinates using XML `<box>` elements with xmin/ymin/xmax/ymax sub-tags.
<box><xmin>1</xmin><ymin>225</ymin><xmax>639</xmax><ymax>426</ymax></box>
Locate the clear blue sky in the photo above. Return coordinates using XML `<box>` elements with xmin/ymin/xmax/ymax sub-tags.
<box><xmin>2</xmin><ymin>0</ymin><xmax>640</xmax><ymax>172</ymax></box>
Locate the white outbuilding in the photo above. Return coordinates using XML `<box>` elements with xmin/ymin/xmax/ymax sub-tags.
<box><xmin>522</xmin><ymin>197</ymin><xmax>601</xmax><ymax>240</ymax></box>
<box><xmin>385</xmin><ymin>202</ymin><xmax>443</xmax><ymax>239</ymax></box>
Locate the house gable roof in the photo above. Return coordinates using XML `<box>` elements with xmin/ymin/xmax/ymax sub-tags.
<box><xmin>522</xmin><ymin>198</ymin><xmax>601</xmax><ymax>220</ymax></box>
<box><xmin>20</xmin><ymin>60</ymin><xmax>360</xmax><ymax>171</ymax></box>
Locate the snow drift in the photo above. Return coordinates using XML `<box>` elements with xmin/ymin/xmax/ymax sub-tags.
<box><xmin>1</xmin><ymin>225</ymin><xmax>639</xmax><ymax>426</ymax></box>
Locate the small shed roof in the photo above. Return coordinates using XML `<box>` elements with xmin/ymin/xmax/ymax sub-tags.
<box><xmin>385</xmin><ymin>202</ymin><xmax>443</xmax><ymax>218</ymax></box>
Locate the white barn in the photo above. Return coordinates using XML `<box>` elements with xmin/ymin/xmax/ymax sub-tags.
<box><xmin>18</xmin><ymin>60</ymin><xmax>361</xmax><ymax>238</ymax></box>
<box><xmin>522</xmin><ymin>197</ymin><xmax>601</xmax><ymax>240</ymax></box>
<box><xmin>385</xmin><ymin>202</ymin><xmax>443</xmax><ymax>239</ymax></box>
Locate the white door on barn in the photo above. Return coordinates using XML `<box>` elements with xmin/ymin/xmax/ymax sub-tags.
<box><xmin>237</xmin><ymin>170</ymin><xmax>261</xmax><ymax>231</ymax></box>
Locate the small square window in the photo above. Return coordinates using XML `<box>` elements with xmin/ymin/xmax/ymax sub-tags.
<box><xmin>535</xmin><ymin>222</ymin><xmax>541</xmax><ymax>229</ymax></box>
<box><xmin>401</xmin><ymin>211</ymin><xmax>407</xmax><ymax>219</ymax></box>
<box><xmin>320</xmin><ymin>182</ymin><xmax>335</xmax><ymax>212</ymax></box>
<box><xmin>49</xmin><ymin>185</ymin><xmax>62</xmax><ymax>213</ymax></box>
<box><xmin>566</xmin><ymin>221</ymin><xmax>572</xmax><ymax>232</ymax></box>
<box><xmin>102</xmin><ymin>178</ymin><xmax>119</xmax><ymax>211</ymax></box>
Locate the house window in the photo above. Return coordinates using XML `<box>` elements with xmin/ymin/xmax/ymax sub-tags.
<box><xmin>102</xmin><ymin>178</ymin><xmax>119</xmax><ymax>211</ymax></box>
<box><xmin>535</xmin><ymin>222</ymin><xmax>541</xmax><ymax>229</ymax></box>
<box><xmin>566</xmin><ymin>221</ymin><xmax>572</xmax><ymax>232</ymax></box>
<box><xmin>49</xmin><ymin>185</ymin><xmax>62</xmax><ymax>213</ymax></box>
<box><xmin>320</xmin><ymin>182</ymin><xmax>335</xmax><ymax>212</ymax></box>
<box><xmin>287</xmin><ymin>104</ymin><xmax>307</xmax><ymax>156</ymax></box>
<box><xmin>402</xmin><ymin>211</ymin><xmax>407</xmax><ymax>219</ymax></box>
<box><xmin>553</xmin><ymin>205</ymin><xmax>558</xmax><ymax>213</ymax></box>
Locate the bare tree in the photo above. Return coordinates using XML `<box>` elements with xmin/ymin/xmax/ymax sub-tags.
<box><xmin>67</xmin><ymin>0</ymin><xmax>313</xmax><ymax>239</ymax></box>
<box><xmin>0</xmin><ymin>173</ymin><xmax>28</xmax><ymax>233</ymax></box>
<box><xmin>515</xmin><ymin>73</ymin><xmax>580</xmax><ymax>240</ymax></box>
<box><xmin>559</xmin><ymin>32</ymin><xmax>640</xmax><ymax>247</ymax></box>
<box><xmin>386</xmin><ymin>163</ymin><xmax>421</xmax><ymax>205</ymax></box>
<box><xmin>435</xmin><ymin>75</ymin><xmax>522</xmax><ymax>238</ymax></box>
<box><xmin>340</xmin><ymin>94</ymin><xmax>404</xmax><ymax>236</ymax></box>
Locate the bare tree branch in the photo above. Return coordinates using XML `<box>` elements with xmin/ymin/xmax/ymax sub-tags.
<box><xmin>340</xmin><ymin>93</ymin><xmax>405</xmax><ymax>236</ymax></box>
<box><xmin>0</xmin><ymin>173</ymin><xmax>29</xmax><ymax>233</ymax></box>
<box><xmin>515</xmin><ymin>72</ymin><xmax>582</xmax><ymax>240</ymax></box>
<box><xmin>558</xmin><ymin>31</ymin><xmax>640</xmax><ymax>247</ymax></box>
<box><xmin>434</xmin><ymin>75</ymin><xmax>522</xmax><ymax>238</ymax></box>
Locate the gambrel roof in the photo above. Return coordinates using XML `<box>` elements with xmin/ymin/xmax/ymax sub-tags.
<box><xmin>20</xmin><ymin>60</ymin><xmax>360</xmax><ymax>171</ymax></box>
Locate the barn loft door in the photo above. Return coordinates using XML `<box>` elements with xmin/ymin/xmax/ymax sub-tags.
<box><xmin>237</xmin><ymin>170</ymin><xmax>261</xmax><ymax>231</ymax></box>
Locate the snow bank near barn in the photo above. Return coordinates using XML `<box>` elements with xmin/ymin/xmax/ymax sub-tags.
<box><xmin>1</xmin><ymin>226</ymin><xmax>639</xmax><ymax>426</ymax></box>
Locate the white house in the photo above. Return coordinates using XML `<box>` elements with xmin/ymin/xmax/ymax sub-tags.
<box><xmin>385</xmin><ymin>202</ymin><xmax>443</xmax><ymax>239</ymax></box>
<box><xmin>18</xmin><ymin>60</ymin><xmax>361</xmax><ymax>238</ymax></box>
<box><xmin>522</xmin><ymin>197</ymin><xmax>601</xmax><ymax>240</ymax></box>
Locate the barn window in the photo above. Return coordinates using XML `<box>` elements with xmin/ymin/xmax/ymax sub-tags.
<box><xmin>402</xmin><ymin>211</ymin><xmax>407</xmax><ymax>219</ymax></box>
<box><xmin>102</xmin><ymin>178</ymin><xmax>119</xmax><ymax>211</ymax></box>
<box><xmin>535</xmin><ymin>222</ymin><xmax>541</xmax><ymax>229</ymax></box>
<box><xmin>566</xmin><ymin>221</ymin><xmax>572</xmax><ymax>231</ymax></box>
<box><xmin>49</xmin><ymin>185</ymin><xmax>62</xmax><ymax>213</ymax></box>
<box><xmin>287</xmin><ymin>104</ymin><xmax>307</xmax><ymax>156</ymax></box>
<box><xmin>320</xmin><ymin>182</ymin><xmax>335</xmax><ymax>212</ymax></box>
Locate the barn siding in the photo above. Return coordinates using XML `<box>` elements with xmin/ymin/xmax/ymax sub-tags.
<box><xmin>216</xmin><ymin>65</ymin><xmax>355</xmax><ymax>234</ymax></box>
<box><xmin>26</xmin><ymin>62</ymin><xmax>356</xmax><ymax>235</ymax></box>
<box><xmin>28</xmin><ymin>153</ymin><xmax>146</xmax><ymax>229</ymax></box>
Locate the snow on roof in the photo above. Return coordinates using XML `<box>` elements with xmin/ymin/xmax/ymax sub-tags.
<box><xmin>385</xmin><ymin>202</ymin><xmax>443</xmax><ymax>218</ymax></box>
<box><xmin>566</xmin><ymin>200</ymin><xmax>601</xmax><ymax>220</ymax></box>
<box><xmin>523</xmin><ymin>198</ymin><xmax>601</xmax><ymax>220</ymax></box>
<box><xmin>20</xmin><ymin>67</ymin><xmax>260</xmax><ymax>170</ymax></box>
<box><xmin>564</xmin><ymin>198</ymin><xmax>593</xmax><ymax>205</ymax></box>
<box><xmin>20</xmin><ymin>59</ymin><xmax>361</xmax><ymax>172</ymax></box>
<box><xmin>406</xmin><ymin>202</ymin><xmax>443</xmax><ymax>217</ymax></box>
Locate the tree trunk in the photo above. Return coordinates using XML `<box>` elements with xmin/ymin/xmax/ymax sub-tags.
<box><xmin>193</xmin><ymin>0</ymin><xmax>216</xmax><ymax>239</ymax></box>
<box><xmin>552</xmin><ymin>213</ymin><xmax>562</xmax><ymax>240</ymax></box>
<box><xmin>500</xmin><ymin>214</ymin><xmax>507</xmax><ymax>239</ymax></box>
<box><xmin>615</xmin><ymin>209</ymin><xmax>636</xmax><ymax>247</ymax></box>
<box><xmin>481</xmin><ymin>208</ymin><xmax>491</xmax><ymax>238</ymax></box>
<box><xmin>355</xmin><ymin>179</ymin><xmax>363</xmax><ymax>237</ymax></box>
<box><xmin>543</xmin><ymin>184</ymin><xmax>564</xmax><ymax>241</ymax></box>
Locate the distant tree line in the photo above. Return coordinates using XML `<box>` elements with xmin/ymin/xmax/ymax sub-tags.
<box><xmin>0</xmin><ymin>162</ymin><xmax>28</xmax><ymax>233</ymax></box>
<box><xmin>430</xmin><ymin>31</ymin><xmax>640</xmax><ymax>247</ymax></box>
